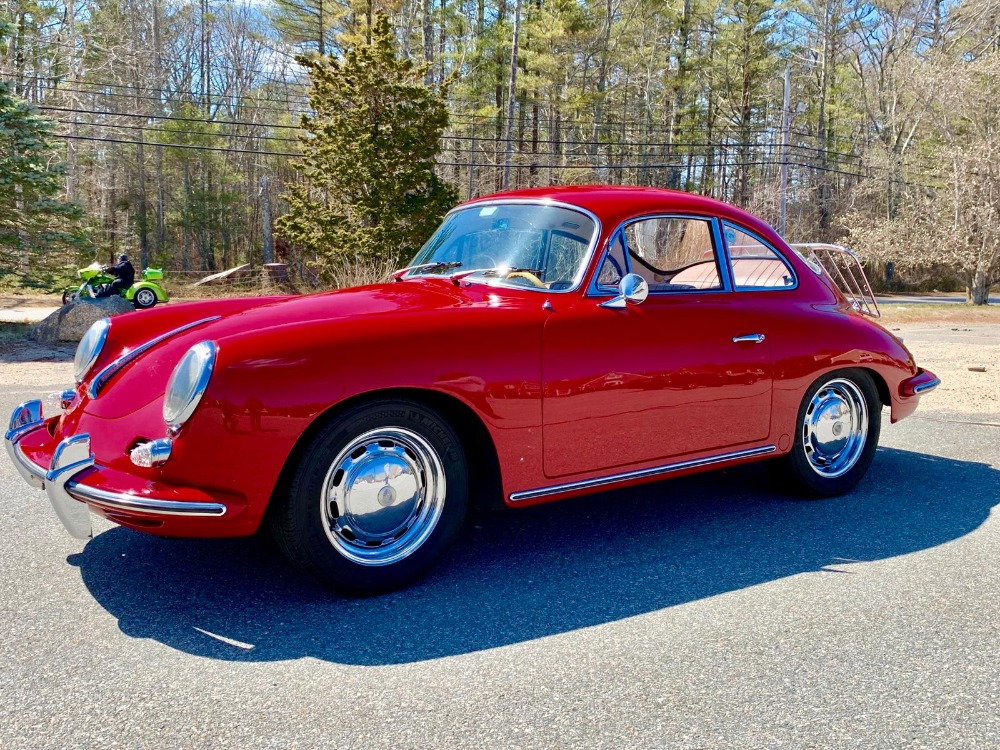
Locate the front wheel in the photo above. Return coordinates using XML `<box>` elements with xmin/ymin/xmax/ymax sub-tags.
<box><xmin>772</xmin><ymin>369</ymin><xmax>882</xmax><ymax>497</ymax></box>
<box><xmin>268</xmin><ymin>399</ymin><xmax>469</xmax><ymax>595</ymax></box>
<box><xmin>133</xmin><ymin>288</ymin><xmax>158</xmax><ymax>309</ymax></box>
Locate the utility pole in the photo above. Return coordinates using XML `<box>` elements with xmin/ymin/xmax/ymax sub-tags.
<box><xmin>501</xmin><ymin>0</ymin><xmax>523</xmax><ymax>190</ymax></box>
<box><xmin>778</xmin><ymin>64</ymin><xmax>791</xmax><ymax>238</ymax></box>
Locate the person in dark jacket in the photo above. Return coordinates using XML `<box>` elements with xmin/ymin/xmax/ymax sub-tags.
<box><xmin>97</xmin><ymin>253</ymin><xmax>135</xmax><ymax>298</ymax></box>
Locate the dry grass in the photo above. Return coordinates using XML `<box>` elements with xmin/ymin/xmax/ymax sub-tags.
<box><xmin>877</xmin><ymin>304</ymin><xmax>1000</xmax><ymax>324</ymax></box>
<box><xmin>0</xmin><ymin>322</ymin><xmax>32</xmax><ymax>349</ymax></box>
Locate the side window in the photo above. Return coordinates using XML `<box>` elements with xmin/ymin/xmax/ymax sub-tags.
<box><xmin>596</xmin><ymin>232</ymin><xmax>627</xmax><ymax>290</ymax></box>
<box><xmin>623</xmin><ymin>217</ymin><xmax>722</xmax><ymax>292</ymax></box>
<box><xmin>723</xmin><ymin>223</ymin><xmax>796</xmax><ymax>289</ymax></box>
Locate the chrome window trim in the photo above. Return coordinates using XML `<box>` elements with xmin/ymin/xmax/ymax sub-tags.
<box><xmin>509</xmin><ymin>445</ymin><xmax>777</xmax><ymax>502</ymax></box>
<box><xmin>88</xmin><ymin>316</ymin><xmax>221</xmax><ymax>399</ymax></box>
<box><xmin>720</xmin><ymin>221</ymin><xmax>799</xmax><ymax>292</ymax></box>
<box><xmin>587</xmin><ymin>213</ymin><xmax>733</xmax><ymax>297</ymax></box>
<box><xmin>402</xmin><ymin>199</ymin><xmax>602</xmax><ymax>294</ymax></box>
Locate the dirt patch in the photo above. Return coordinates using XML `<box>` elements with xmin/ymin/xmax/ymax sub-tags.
<box><xmin>878</xmin><ymin>304</ymin><xmax>1000</xmax><ymax>325</ymax></box>
<box><xmin>889</xmin><ymin>323</ymin><xmax>1000</xmax><ymax>419</ymax></box>
<box><xmin>0</xmin><ymin>293</ymin><xmax>63</xmax><ymax>309</ymax></box>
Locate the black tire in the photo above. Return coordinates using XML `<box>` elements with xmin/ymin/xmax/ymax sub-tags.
<box><xmin>770</xmin><ymin>369</ymin><xmax>882</xmax><ymax>498</ymax></box>
<box><xmin>268</xmin><ymin>399</ymin><xmax>469</xmax><ymax>595</ymax></box>
<box><xmin>133</xmin><ymin>288</ymin><xmax>157</xmax><ymax>309</ymax></box>
<box><xmin>61</xmin><ymin>289</ymin><xmax>70</xmax><ymax>305</ymax></box>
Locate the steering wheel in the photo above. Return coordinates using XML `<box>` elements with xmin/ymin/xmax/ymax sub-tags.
<box><xmin>505</xmin><ymin>270</ymin><xmax>547</xmax><ymax>288</ymax></box>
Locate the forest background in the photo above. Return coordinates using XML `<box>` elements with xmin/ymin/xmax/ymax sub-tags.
<box><xmin>1</xmin><ymin>0</ymin><xmax>998</xmax><ymax>301</ymax></box>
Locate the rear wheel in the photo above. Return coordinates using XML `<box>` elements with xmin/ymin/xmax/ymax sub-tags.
<box><xmin>269</xmin><ymin>399</ymin><xmax>469</xmax><ymax>595</ymax></box>
<box><xmin>133</xmin><ymin>288</ymin><xmax>157</xmax><ymax>309</ymax></box>
<box><xmin>772</xmin><ymin>369</ymin><xmax>881</xmax><ymax>497</ymax></box>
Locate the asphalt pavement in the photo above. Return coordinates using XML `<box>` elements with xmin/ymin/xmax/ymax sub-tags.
<box><xmin>2</xmin><ymin>379</ymin><xmax>999</xmax><ymax>748</ymax></box>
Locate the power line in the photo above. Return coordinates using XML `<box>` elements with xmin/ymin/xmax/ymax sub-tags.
<box><xmin>51</xmin><ymin>113</ymin><xmax>864</xmax><ymax>169</ymax></box>
<box><xmin>56</xmin><ymin>132</ymin><xmax>298</xmax><ymax>157</ymax></box>
<box><xmin>39</xmin><ymin>96</ymin><xmax>863</xmax><ymax>155</ymax></box>
<box><xmin>50</xmin><ymin>130</ymin><xmax>873</xmax><ymax>180</ymax></box>
<box><xmin>38</xmin><ymin>79</ymin><xmax>863</xmax><ymax>145</ymax></box>
<box><xmin>37</xmin><ymin>104</ymin><xmax>304</xmax><ymax>130</ymax></box>
<box><xmin>41</xmin><ymin>77</ymin><xmax>313</xmax><ymax>115</ymax></box>
<box><xmin>54</xmin><ymin>118</ymin><xmax>303</xmax><ymax>143</ymax></box>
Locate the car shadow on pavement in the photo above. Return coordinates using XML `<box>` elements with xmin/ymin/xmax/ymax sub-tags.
<box><xmin>67</xmin><ymin>446</ymin><xmax>1000</xmax><ymax>665</ymax></box>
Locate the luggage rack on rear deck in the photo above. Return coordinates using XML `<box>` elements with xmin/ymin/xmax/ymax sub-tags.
<box><xmin>790</xmin><ymin>243</ymin><xmax>880</xmax><ymax>319</ymax></box>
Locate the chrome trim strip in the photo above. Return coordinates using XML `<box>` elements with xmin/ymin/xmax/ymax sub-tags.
<box><xmin>65</xmin><ymin>482</ymin><xmax>228</xmax><ymax>517</ymax></box>
<box><xmin>88</xmin><ymin>315</ymin><xmax>221</xmax><ymax>399</ymax></box>
<box><xmin>404</xmin><ymin>199</ymin><xmax>603</xmax><ymax>294</ymax></box>
<box><xmin>509</xmin><ymin>445</ymin><xmax>777</xmax><ymax>503</ymax></box>
<box><xmin>913</xmin><ymin>377</ymin><xmax>941</xmax><ymax>395</ymax></box>
<box><xmin>5</xmin><ymin>421</ymin><xmax>228</xmax><ymax>520</ymax></box>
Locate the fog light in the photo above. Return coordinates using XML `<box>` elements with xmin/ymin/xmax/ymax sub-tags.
<box><xmin>46</xmin><ymin>388</ymin><xmax>77</xmax><ymax>411</ymax></box>
<box><xmin>130</xmin><ymin>438</ymin><xmax>172</xmax><ymax>468</ymax></box>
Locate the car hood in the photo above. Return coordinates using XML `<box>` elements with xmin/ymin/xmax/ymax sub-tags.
<box><xmin>80</xmin><ymin>280</ymin><xmax>524</xmax><ymax>419</ymax></box>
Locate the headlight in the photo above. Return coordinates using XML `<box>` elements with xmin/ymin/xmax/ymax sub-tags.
<box><xmin>163</xmin><ymin>341</ymin><xmax>217</xmax><ymax>428</ymax></box>
<box><xmin>73</xmin><ymin>318</ymin><xmax>110</xmax><ymax>383</ymax></box>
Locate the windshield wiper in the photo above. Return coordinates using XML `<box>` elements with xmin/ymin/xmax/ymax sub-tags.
<box><xmin>393</xmin><ymin>261</ymin><xmax>462</xmax><ymax>281</ymax></box>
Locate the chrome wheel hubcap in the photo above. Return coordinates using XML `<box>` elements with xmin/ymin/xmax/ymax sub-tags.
<box><xmin>321</xmin><ymin>427</ymin><xmax>446</xmax><ymax>566</ymax></box>
<box><xmin>136</xmin><ymin>290</ymin><xmax>154</xmax><ymax>305</ymax></box>
<box><xmin>802</xmin><ymin>378</ymin><xmax>868</xmax><ymax>478</ymax></box>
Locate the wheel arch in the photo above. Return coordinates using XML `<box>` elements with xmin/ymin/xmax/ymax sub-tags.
<box><xmin>131</xmin><ymin>281</ymin><xmax>168</xmax><ymax>301</ymax></box>
<box><xmin>860</xmin><ymin>367</ymin><xmax>892</xmax><ymax>408</ymax></box>
<box><xmin>266</xmin><ymin>387</ymin><xmax>505</xmax><ymax>520</ymax></box>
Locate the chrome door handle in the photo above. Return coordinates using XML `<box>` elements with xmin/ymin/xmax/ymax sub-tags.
<box><xmin>732</xmin><ymin>333</ymin><xmax>766</xmax><ymax>344</ymax></box>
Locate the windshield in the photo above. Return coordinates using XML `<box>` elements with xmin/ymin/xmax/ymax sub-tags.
<box><xmin>403</xmin><ymin>203</ymin><xmax>598</xmax><ymax>291</ymax></box>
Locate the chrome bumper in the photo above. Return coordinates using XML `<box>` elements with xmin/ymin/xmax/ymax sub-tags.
<box><xmin>5</xmin><ymin>400</ymin><xmax>227</xmax><ymax>539</ymax></box>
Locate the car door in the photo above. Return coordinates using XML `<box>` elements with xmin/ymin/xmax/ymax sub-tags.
<box><xmin>541</xmin><ymin>215</ymin><xmax>773</xmax><ymax>479</ymax></box>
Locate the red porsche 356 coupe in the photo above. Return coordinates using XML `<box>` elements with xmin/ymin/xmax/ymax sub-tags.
<box><xmin>6</xmin><ymin>186</ymin><xmax>939</xmax><ymax>594</ymax></box>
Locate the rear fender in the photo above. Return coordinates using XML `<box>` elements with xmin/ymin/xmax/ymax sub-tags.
<box><xmin>127</xmin><ymin>281</ymin><xmax>169</xmax><ymax>302</ymax></box>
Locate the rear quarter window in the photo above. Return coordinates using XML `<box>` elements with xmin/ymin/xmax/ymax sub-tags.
<box><xmin>723</xmin><ymin>223</ymin><xmax>797</xmax><ymax>290</ymax></box>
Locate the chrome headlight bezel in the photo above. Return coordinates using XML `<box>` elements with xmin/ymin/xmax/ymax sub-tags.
<box><xmin>73</xmin><ymin>318</ymin><xmax>110</xmax><ymax>384</ymax></box>
<box><xmin>163</xmin><ymin>341</ymin><xmax>217</xmax><ymax>429</ymax></box>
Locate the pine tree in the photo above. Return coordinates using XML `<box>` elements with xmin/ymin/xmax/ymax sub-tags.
<box><xmin>278</xmin><ymin>14</ymin><xmax>457</xmax><ymax>281</ymax></box>
<box><xmin>0</xmin><ymin>80</ymin><xmax>88</xmax><ymax>285</ymax></box>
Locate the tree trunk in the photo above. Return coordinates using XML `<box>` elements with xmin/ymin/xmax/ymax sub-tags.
<box><xmin>423</xmin><ymin>0</ymin><xmax>434</xmax><ymax>84</ymax></box>
<box><xmin>969</xmin><ymin>261</ymin><xmax>991</xmax><ymax>305</ymax></box>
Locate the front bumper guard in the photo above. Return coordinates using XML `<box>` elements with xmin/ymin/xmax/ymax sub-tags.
<box><xmin>5</xmin><ymin>400</ymin><xmax>227</xmax><ymax>539</ymax></box>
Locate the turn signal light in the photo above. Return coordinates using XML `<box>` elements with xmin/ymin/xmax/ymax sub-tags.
<box><xmin>130</xmin><ymin>438</ymin><xmax>172</xmax><ymax>468</ymax></box>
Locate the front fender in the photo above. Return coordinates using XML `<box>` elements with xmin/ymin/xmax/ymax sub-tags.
<box><xmin>156</xmin><ymin>307</ymin><xmax>547</xmax><ymax>531</ymax></box>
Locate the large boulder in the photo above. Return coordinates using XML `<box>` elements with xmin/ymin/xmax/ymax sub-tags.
<box><xmin>30</xmin><ymin>296</ymin><xmax>135</xmax><ymax>344</ymax></box>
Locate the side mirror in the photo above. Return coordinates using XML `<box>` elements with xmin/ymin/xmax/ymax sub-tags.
<box><xmin>600</xmin><ymin>273</ymin><xmax>649</xmax><ymax>309</ymax></box>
